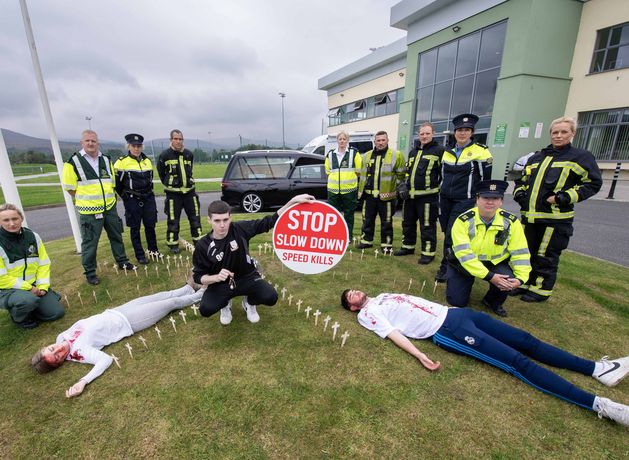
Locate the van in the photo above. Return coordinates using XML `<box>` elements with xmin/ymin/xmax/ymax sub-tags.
<box><xmin>302</xmin><ymin>131</ymin><xmax>375</xmax><ymax>156</ymax></box>
<box><xmin>221</xmin><ymin>150</ymin><xmax>327</xmax><ymax>213</ymax></box>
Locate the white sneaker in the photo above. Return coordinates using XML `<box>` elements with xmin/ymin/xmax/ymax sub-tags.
<box><xmin>242</xmin><ymin>297</ymin><xmax>260</xmax><ymax>323</ymax></box>
<box><xmin>594</xmin><ymin>356</ymin><xmax>629</xmax><ymax>387</ymax></box>
<box><xmin>219</xmin><ymin>301</ymin><xmax>232</xmax><ymax>325</ymax></box>
<box><xmin>596</xmin><ymin>397</ymin><xmax>629</xmax><ymax>427</ymax></box>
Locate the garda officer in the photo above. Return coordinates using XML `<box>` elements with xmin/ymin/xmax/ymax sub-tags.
<box><xmin>447</xmin><ymin>180</ymin><xmax>530</xmax><ymax>317</ymax></box>
<box><xmin>324</xmin><ymin>131</ymin><xmax>363</xmax><ymax>238</ymax></box>
<box><xmin>356</xmin><ymin>131</ymin><xmax>405</xmax><ymax>251</ymax></box>
<box><xmin>61</xmin><ymin>130</ymin><xmax>134</xmax><ymax>285</ymax></box>
<box><xmin>157</xmin><ymin>129</ymin><xmax>202</xmax><ymax>253</ymax></box>
<box><xmin>394</xmin><ymin>122</ymin><xmax>443</xmax><ymax>264</ymax></box>
<box><xmin>113</xmin><ymin>134</ymin><xmax>160</xmax><ymax>265</ymax></box>
<box><xmin>513</xmin><ymin>116</ymin><xmax>602</xmax><ymax>302</ymax></box>
<box><xmin>436</xmin><ymin>113</ymin><xmax>493</xmax><ymax>283</ymax></box>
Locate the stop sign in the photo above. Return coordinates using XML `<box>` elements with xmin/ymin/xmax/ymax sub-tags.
<box><xmin>273</xmin><ymin>201</ymin><xmax>348</xmax><ymax>274</ymax></box>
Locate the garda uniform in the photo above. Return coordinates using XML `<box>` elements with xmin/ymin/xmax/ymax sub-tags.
<box><xmin>396</xmin><ymin>139</ymin><xmax>443</xmax><ymax>262</ymax></box>
<box><xmin>513</xmin><ymin>142</ymin><xmax>602</xmax><ymax>301</ymax></box>
<box><xmin>113</xmin><ymin>134</ymin><xmax>159</xmax><ymax>264</ymax></box>
<box><xmin>447</xmin><ymin>180</ymin><xmax>531</xmax><ymax>316</ymax></box>
<box><xmin>357</xmin><ymin>145</ymin><xmax>405</xmax><ymax>249</ymax></box>
<box><xmin>437</xmin><ymin>113</ymin><xmax>493</xmax><ymax>281</ymax></box>
<box><xmin>62</xmin><ymin>147</ymin><xmax>131</xmax><ymax>282</ymax></box>
<box><xmin>157</xmin><ymin>142</ymin><xmax>202</xmax><ymax>252</ymax></box>
<box><xmin>0</xmin><ymin>225</ymin><xmax>64</xmax><ymax>327</ymax></box>
<box><xmin>324</xmin><ymin>147</ymin><xmax>363</xmax><ymax>238</ymax></box>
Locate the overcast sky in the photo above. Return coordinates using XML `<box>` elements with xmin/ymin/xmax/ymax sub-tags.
<box><xmin>1</xmin><ymin>0</ymin><xmax>405</xmax><ymax>146</ymax></box>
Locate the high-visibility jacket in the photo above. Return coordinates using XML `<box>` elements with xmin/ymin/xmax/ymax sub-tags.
<box><xmin>324</xmin><ymin>147</ymin><xmax>363</xmax><ymax>194</ymax></box>
<box><xmin>451</xmin><ymin>207</ymin><xmax>531</xmax><ymax>283</ymax></box>
<box><xmin>359</xmin><ymin>148</ymin><xmax>405</xmax><ymax>201</ymax></box>
<box><xmin>405</xmin><ymin>140</ymin><xmax>443</xmax><ymax>197</ymax></box>
<box><xmin>0</xmin><ymin>227</ymin><xmax>51</xmax><ymax>291</ymax></box>
<box><xmin>157</xmin><ymin>148</ymin><xmax>195</xmax><ymax>193</ymax></box>
<box><xmin>62</xmin><ymin>152</ymin><xmax>117</xmax><ymax>214</ymax></box>
<box><xmin>513</xmin><ymin>143</ymin><xmax>602</xmax><ymax>224</ymax></box>
<box><xmin>113</xmin><ymin>152</ymin><xmax>155</xmax><ymax>199</ymax></box>
<box><xmin>441</xmin><ymin>142</ymin><xmax>493</xmax><ymax>200</ymax></box>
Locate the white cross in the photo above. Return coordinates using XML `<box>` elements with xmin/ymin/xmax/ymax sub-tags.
<box><xmin>133</xmin><ymin>266</ymin><xmax>138</xmax><ymax>277</ymax></box>
<box><xmin>155</xmin><ymin>265</ymin><xmax>159</xmax><ymax>276</ymax></box>
<box><xmin>313</xmin><ymin>309</ymin><xmax>321</xmax><ymax>326</ymax></box>
<box><xmin>110</xmin><ymin>353</ymin><xmax>121</xmax><ymax>368</ymax></box>
<box><xmin>331</xmin><ymin>322</ymin><xmax>340</xmax><ymax>340</ymax></box>
<box><xmin>433</xmin><ymin>280</ymin><xmax>438</xmax><ymax>294</ymax></box>
<box><xmin>408</xmin><ymin>278</ymin><xmax>413</xmax><ymax>291</ymax></box>
<box><xmin>191</xmin><ymin>304</ymin><xmax>200</xmax><ymax>316</ymax></box>
<box><xmin>353</xmin><ymin>237</ymin><xmax>358</xmax><ymax>245</ymax></box>
<box><xmin>258</xmin><ymin>244</ymin><xmax>262</xmax><ymax>256</ymax></box>
<box><xmin>341</xmin><ymin>331</ymin><xmax>350</xmax><ymax>347</ymax></box>
<box><xmin>147</xmin><ymin>251</ymin><xmax>153</xmax><ymax>261</ymax></box>
<box><xmin>77</xmin><ymin>292</ymin><xmax>83</xmax><ymax>307</ymax></box>
<box><xmin>421</xmin><ymin>280</ymin><xmax>426</xmax><ymax>293</ymax></box>
<box><xmin>296</xmin><ymin>299</ymin><xmax>303</xmax><ymax>312</ymax></box>
<box><xmin>264</xmin><ymin>242</ymin><xmax>269</xmax><ymax>253</ymax></box>
<box><xmin>166</xmin><ymin>265</ymin><xmax>171</xmax><ymax>276</ymax></box>
<box><xmin>274</xmin><ymin>283</ymin><xmax>279</xmax><ymax>291</ymax></box>
<box><xmin>323</xmin><ymin>315</ymin><xmax>332</xmax><ymax>331</ymax></box>
<box><xmin>136</xmin><ymin>284</ymin><xmax>140</xmax><ymax>294</ymax></box>
<box><xmin>383</xmin><ymin>248</ymin><xmax>389</xmax><ymax>256</ymax></box>
<box><xmin>186</xmin><ymin>256</ymin><xmax>190</xmax><ymax>265</ymax></box>
<box><xmin>361</xmin><ymin>249</ymin><xmax>364</xmax><ymax>260</ymax></box>
<box><xmin>166</xmin><ymin>255</ymin><xmax>171</xmax><ymax>265</ymax></box>
<box><xmin>281</xmin><ymin>287</ymin><xmax>287</xmax><ymax>300</ymax></box>
<box><xmin>169</xmin><ymin>316</ymin><xmax>177</xmax><ymax>332</ymax></box>
<box><xmin>113</xmin><ymin>264</ymin><xmax>119</xmax><ymax>275</ymax></box>
<box><xmin>123</xmin><ymin>265</ymin><xmax>128</xmax><ymax>277</ymax></box>
<box><xmin>144</xmin><ymin>265</ymin><xmax>148</xmax><ymax>277</ymax></box>
<box><xmin>124</xmin><ymin>342</ymin><xmax>133</xmax><ymax>359</ymax></box>
<box><xmin>139</xmin><ymin>336</ymin><xmax>148</xmax><ymax>349</ymax></box>
<box><xmin>154</xmin><ymin>326</ymin><xmax>162</xmax><ymax>339</ymax></box>
<box><xmin>92</xmin><ymin>290</ymin><xmax>97</xmax><ymax>304</ymax></box>
<box><xmin>374</xmin><ymin>249</ymin><xmax>379</xmax><ymax>259</ymax></box>
<box><xmin>64</xmin><ymin>294</ymin><xmax>69</xmax><ymax>308</ymax></box>
<box><xmin>159</xmin><ymin>253</ymin><xmax>164</xmax><ymax>264</ymax></box>
<box><xmin>389</xmin><ymin>248</ymin><xmax>393</xmax><ymax>256</ymax></box>
<box><xmin>304</xmin><ymin>306</ymin><xmax>312</xmax><ymax>319</ymax></box>
<box><xmin>179</xmin><ymin>255</ymin><xmax>183</xmax><ymax>264</ymax></box>
<box><xmin>179</xmin><ymin>310</ymin><xmax>187</xmax><ymax>324</ymax></box>
<box><xmin>349</xmin><ymin>249</ymin><xmax>353</xmax><ymax>260</ymax></box>
<box><xmin>287</xmin><ymin>294</ymin><xmax>293</xmax><ymax>306</ymax></box>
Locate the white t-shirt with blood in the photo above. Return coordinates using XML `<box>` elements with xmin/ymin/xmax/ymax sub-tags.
<box><xmin>357</xmin><ymin>293</ymin><xmax>449</xmax><ymax>339</ymax></box>
<box><xmin>55</xmin><ymin>309</ymin><xmax>132</xmax><ymax>383</ymax></box>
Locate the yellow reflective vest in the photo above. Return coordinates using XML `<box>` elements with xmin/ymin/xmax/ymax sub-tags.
<box><xmin>62</xmin><ymin>152</ymin><xmax>117</xmax><ymax>214</ymax></box>
<box><xmin>359</xmin><ymin>148</ymin><xmax>405</xmax><ymax>201</ymax></box>
<box><xmin>451</xmin><ymin>207</ymin><xmax>531</xmax><ymax>282</ymax></box>
<box><xmin>324</xmin><ymin>148</ymin><xmax>363</xmax><ymax>194</ymax></box>
<box><xmin>0</xmin><ymin>227</ymin><xmax>51</xmax><ymax>291</ymax></box>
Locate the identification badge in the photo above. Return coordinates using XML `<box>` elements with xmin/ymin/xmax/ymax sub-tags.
<box><xmin>95</xmin><ymin>213</ymin><xmax>103</xmax><ymax>220</ymax></box>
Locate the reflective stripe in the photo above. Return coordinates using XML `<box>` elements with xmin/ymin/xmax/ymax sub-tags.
<box><xmin>511</xmin><ymin>260</ymin><xmax>531</xmax><ymax>266</ymax></box>
<box><xmin>510</xmin><ymin>248</ymin><xmax>530</xmax><ymax>256</ymax></box>
<box><xmin>453</xmin><ymin>243</ymin><xmax>470</xmax><ymax>252</ymax></box>
<box><xmin>76</xmin><ymin>193</ymin><xmax>116</xmax><ymax>201</ymax></box>
<box><xmin>0</xmin><ymin>268</ymin><xmax>6</xmax><ymax>276</ymax></box>
<box><xmin>76</xmin><ymin>179</ymin><xmax>104</xmax><ymax>186</ymax></box>
<box><xmin>459</xmin><ymin>253</ymin><xmax>476</xmax><ymax>263</ymax></box>
<box><xmin>36</xmin><ymin>277</ymin><xmax>50</xmax><ymax>285</ymax></box>
<box><xmin>524</xmin><ymin>211</ymin><xmax>575</xmax><ymax>220</ymax></box>
<box><xmin>538</xmin><ymin>227</ymin><xmax>554</xmax><ymax>256</ymax></box>
<box><xmin>11</xmin><ymin>279</ymin><xmax>24</xmax><ymax>289</ymax></box>
<box><xmin>468</xmin><ymin>222</ymin><xmax>475</xmax><ymax>240</ymax></box>
<box><xmin>71</xmin><ymin>155</ymin><xmax>88</xmax><ymax>181</ymax></box>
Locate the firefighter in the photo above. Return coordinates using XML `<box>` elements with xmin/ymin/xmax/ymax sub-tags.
<box><xmin>513</xmin><ymin>116</ymin><xmax>602</xmax><ymax>302</ymax></box>
<box><xmin>157</xmin><ymin>129</ymin><xmax>202</xmax><ymax>253</ymax></box>
<box><xmin>395</xmin><ymin>122</ymin><xmax>443</xmax><ymax>264</ymax></box>
<box><xmin>113</xmin><ymin>133</ymin><xmax>160</xmax><ymax>265</ymax></box>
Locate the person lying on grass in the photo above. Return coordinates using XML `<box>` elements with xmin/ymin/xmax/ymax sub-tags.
<box><xmin>341</xmin><ymin>289</ymin><xmax>629</xmax><ymax>427</ymax></box>
<box><xmin>32</xmin><ymin>275</ymin><xmax>204</xmax><ymax>398</ymax></box>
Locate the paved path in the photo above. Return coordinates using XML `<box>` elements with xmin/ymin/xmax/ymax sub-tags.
<box><xmin>24</xmin><ymin>191</ymin><xmax>629</xmax><ymax>267</ymax></box>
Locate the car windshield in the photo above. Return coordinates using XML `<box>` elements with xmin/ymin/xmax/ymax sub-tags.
<box><xmin>228</xmin><ymin>156</ymin><xmax>296</xmax><ymax>179</ymax></box>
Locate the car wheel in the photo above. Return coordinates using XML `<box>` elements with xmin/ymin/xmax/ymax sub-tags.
<box><xmin>241</xmin><ymin>193</ymin><xmax>263</xmax><ymax>213</ymax></box>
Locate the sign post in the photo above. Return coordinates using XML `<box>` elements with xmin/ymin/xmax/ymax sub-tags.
<box><xmin>273</xmin><ymin>201</ymin><xmax>348</xmax><ymax>274</ymax></box>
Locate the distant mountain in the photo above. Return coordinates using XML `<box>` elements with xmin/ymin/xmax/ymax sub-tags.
<box><xmin>0</xmin><ymin>129</ymin><xmax>303</xmax><ymax>155</ymax></box>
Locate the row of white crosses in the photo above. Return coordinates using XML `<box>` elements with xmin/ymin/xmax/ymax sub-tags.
<box><xmin>272</xmin><ymin>280</ymin><xmax>350</xmax><ymax>347</ymax></box>
<box><xmin>109</xmin><ymin>302</ymin><xmax>201</xmax><ymax>368</ymax></box>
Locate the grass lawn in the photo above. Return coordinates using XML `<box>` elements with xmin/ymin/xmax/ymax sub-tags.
<box><xmin>1</xmin><ymin>216</ymin><xmax>627</xmax><ymax>458</ymax></box>
<box><xmin>11</xmin><ymin>163</ymin><xmax>57</xmax><ymax>176</ymax></box>
<box><xmin>2</xmin><ymin>162</ymin><xmax>226</xmax><ymax>208</ymax></box>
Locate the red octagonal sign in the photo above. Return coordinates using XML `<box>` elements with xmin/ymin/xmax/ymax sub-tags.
<box><xmin>273</xmin><ymin>201</ymin><xmax>348</xmax><ymax>274</ymax></box>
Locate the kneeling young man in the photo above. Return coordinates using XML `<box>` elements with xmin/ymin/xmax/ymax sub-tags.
<box><xmin>447</xmin><ymin>180</ymin><xmax>530</xmax><ymax>317</ymax></box>
<box><xmin>341</xmin><ymin>289</ymin><xmax>629</xmax><ymax>427</ymax></box>
<box><xmin>193</xmin><ymin>194</ymin><xmax>315</xmax><ymax>325</ymax></box>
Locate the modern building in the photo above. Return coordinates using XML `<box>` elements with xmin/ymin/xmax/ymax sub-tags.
<box><xmin>318</xmin><ymin>0</ymin><xmax>629</xmax><ymax>178</ymax></box>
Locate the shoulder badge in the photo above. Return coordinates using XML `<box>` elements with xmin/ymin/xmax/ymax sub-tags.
<box><xmin>499</xmin><ymin>210</ymin><xmax>517</xmax><ymax>222</ymax></box>
<box><xmin>459</xmin><ymin>209</ymin><xmax>476</xmax><ymax>221</ymax></box>
<box><xmin>476</xmin><ymin>142</ymin><xmax>488</xmax><ymax>149</ymax></box>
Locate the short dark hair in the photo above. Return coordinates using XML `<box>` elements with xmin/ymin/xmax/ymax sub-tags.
<box><xmin>170</xmin><ymin>129</ymin><xmax>183</xmax><ymax>140</ymax></box>
<box><xmin>340</xmin><ymin>289</ymin><xmax>352</xmax><ymax>311</ymax></box>
<box><xmin>208</xmin><ymin>200</ymin><xmax>231</xmax><ymax>216</ymax></box>
<box><xmin>375</xmin><ymin>130</ymin><xmax>388</xmax><ymax>137</ymax></box>
<box><xmin>31</xmin><ymin>349</ymin><xmax>62</xmax><ymax>374</ymax></box>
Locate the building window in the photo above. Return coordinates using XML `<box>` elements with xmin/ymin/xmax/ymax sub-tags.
<box><xmin>327</xmin><ymin>88</ymin><xmax>403</xmax><ymax>127</ymax></box>
<box><xmin>414</xmin><ymin>21</ymin><xmax>507</xmax><ymax>136</ymax></box>
<box><xmin>590</xmin><ymin>22</ymin><xmax>629</xmax><ymax>73</ymax></box>
<box><xmin>575</xmin><ymin>108</ymin><xmax>629</xmax><ymax>160</ymax></box>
